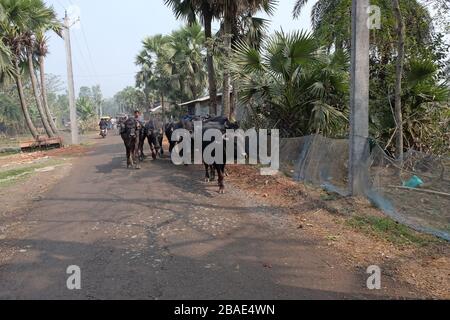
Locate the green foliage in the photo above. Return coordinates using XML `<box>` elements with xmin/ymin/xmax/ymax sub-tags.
<box><xmin>76</xmin><ymin>96</ymin><xmax>97</xmax><ymax>134</ymax></box>
<box><xmin>234</xmin><ymin>31</ymin><xmax>349</xmax><ymax>137</ymax></box>
<box><xmin>0</xmin><ymin>94</ymin><xmax>21</xmax><ymax>129</ymax></box>
<box><xmin>114</xmin><ymin>86</ymin><xmax>147</xmax><ymax>114</ymax></box>
<box><xmin>346</xmin><ymin>215</ymin><xmax>439</xmax><ymax>246</ymax></box>
<box><xmin>136</xmin><ymin>23</ymin><xmax>208</xmax><ymax>104</ymax></box>
<box><xmin>76</xmin><ymin>96</ymin><xmax>95</xmax><ymax>122</ymax></box>
<box><xmin>292</xmin><ymin>0</ymin><xmax>450</xmax><ymax>155</ymax></box>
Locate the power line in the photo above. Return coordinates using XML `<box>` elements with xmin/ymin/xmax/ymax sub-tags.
<box><xmin>79</xmin><ymin>21</ymin><xmax>98</xmax><ymax>78</ymax></box>
<box><xmin>53</xmin><ymin>72</ymin><xmax>139</xmax><ymax>78</ymax></box>
<box><xmin>71</xmin><ymin>31</ymin><xmax>97</xmax><ymax>82</ymax></box>
<box><xmin>56</xmin><ymin>0</ymin><xmax>98</xmax><ymax>84</ymax></box>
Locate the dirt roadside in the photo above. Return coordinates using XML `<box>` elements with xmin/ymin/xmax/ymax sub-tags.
<box><xmin>0</xmin><ymin>136</ymin><xmax>448</xmax><ymax>299</ymax></box>
<box><xmin>227</xmin><ymin>165</ymin><xmax>450</xmax><ymax>299</ymax></box>
<box><xmin>0</xmin><ymin>143</ymin><xmax>94</xmax><ymax>265</ymax></box>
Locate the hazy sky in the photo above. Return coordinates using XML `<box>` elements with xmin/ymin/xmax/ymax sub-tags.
<box><xmin>44</xmin><ymin>0</ymin><xmax>315</xmax><ymax>98</ymax></box>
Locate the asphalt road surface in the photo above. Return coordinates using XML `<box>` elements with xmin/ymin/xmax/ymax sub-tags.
<box><xmin>0</xmin><ymin>136</ymin><xmax>415</xmax><ymax>299</ymax></box>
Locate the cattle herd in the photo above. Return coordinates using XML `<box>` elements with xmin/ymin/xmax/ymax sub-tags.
<box><xmin>119</xmin><ymin>115</ymin><xmax>242</xmax><ymax>193</ymax></box>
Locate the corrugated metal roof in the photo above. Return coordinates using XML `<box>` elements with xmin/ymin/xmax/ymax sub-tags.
<box><xmin>179</xmin><ymin>93</ymin><xmax>223</xmax><ymax>107</ymax></box>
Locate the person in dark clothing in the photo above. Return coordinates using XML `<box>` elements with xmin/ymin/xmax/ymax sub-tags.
<box><xmin>99</xmin><ymin>119</ymin><xmax>108</xmax><ymax>130</ymax></box>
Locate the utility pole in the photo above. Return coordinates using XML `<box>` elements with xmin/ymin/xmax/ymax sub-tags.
<box><xmin>349</xmin><ymin>0</ymin><xmax>370</xmax><ymax>196</ymax></box>
<box><xmin>63</xmin><ymin>11</ymin><xmax>79</xmax><ymax>145</ymax></box>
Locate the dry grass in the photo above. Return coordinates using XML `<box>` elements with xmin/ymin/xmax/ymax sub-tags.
<box><xmin>227</xmin><ymin>164</ymin><xmax>450</xmax><ymax>299</ymax></box>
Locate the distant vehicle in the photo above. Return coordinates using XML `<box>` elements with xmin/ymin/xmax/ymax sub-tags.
<box><xmin>100</xmin><ymin>128</ymin><xmax>107</xmax><ymax>139</ymax></box>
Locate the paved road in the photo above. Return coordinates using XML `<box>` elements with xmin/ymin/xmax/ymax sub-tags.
<box><xmin>0</xmin><ymin>136</ymin><xmax>414</xmax><ymax>299</ymax></box>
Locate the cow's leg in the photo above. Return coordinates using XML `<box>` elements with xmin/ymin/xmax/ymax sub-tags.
<box><xmin>130</xmin><ymin>138</ymin><xmax>139</xmax><ymax>169</ymax></box>
<box><xmin>210</xmin><ymin>165</ymin><xmax>216</xmax><ymax>182</ymax></box>
<box><xmin>204</xmin><ymin>163</ymin><xmax>211</xmax><ymax>182</ymax></box>
<box><xmin>150</xmin><ymin>135</ymin><xmax>157</xmax><ymax>160</ymax></box>
<box><xmin>126</xmin><ymin>145</ymin><xmax>132</xmax><ymax>168</ymax></box>
<box><xmin>135</xmin><ymin>140</ymin><xmax>141</xmax><ymax>170</ymax></box>
<box><xmin>215</xmin><ymin>164</ymin><xmax>226</xmax><ymax>194</ymax></box>
<box><xmin>147</xmin><ymin>137</ymin><xmax>154</xmax><ymax>160</ymax></box>
<box><xmin>139</xmin><ymin>135</ymin><xmax>145</xmax><ymax>161</ymax></box>
<box><xmin>128</xmin><ymin>145</ymin><xmax>134</xmax><ymax>168</ymax></box>
<box><xmin>159</xmin><ymin>136</ymin><xmax>164</xmax><ymax>156</ymax></box>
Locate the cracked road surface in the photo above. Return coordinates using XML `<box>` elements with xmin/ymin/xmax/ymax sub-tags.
<box><xmin>0</xmin><ymin>136</ymin><xmax>414</xmax><ymax>299</ymax></box>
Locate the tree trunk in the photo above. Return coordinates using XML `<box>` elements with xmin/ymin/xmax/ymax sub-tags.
<box><xmin>393</xmin><ymin>0</ymin><xmax>405</xmax><ymax>162</ymax></box>
<box><xmin>27</xmin><ymin>51</ymin><xmax>54</xmax><ymax>137</ymax></box>
<box><xmin>204</xmin><ymin>13</ymin><xmax>218</xmax><ymax>116</ymax></box>
<box><xmin>222</xmin><ymin>13</ymin><xmax>232</xmax><ymax>119</ymax></box>
<box><xmin>14</xmin><ymin>61</ymin><xmax>39</xmax><ymax>140</ymax></box>
<box><xmin>161</xmin><ymin>94</ymin><xmax>166</xmax><ymax>129</ymax></box>
<box><xmin>38</xmin><ymin>55</ymin><xmax>59</xmax><ymax>135</ymax></box>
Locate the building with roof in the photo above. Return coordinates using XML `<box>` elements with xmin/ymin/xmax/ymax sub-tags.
<box><xmin>179</xmin><ymin>93</ymin><xmax>224</xmax><ymax>117</ymax></box>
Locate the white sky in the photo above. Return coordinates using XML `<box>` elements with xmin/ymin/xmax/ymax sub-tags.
<box><xmin>44</xmin><ymin>0</ymin><xmax>315</xmax><ymax>98</ymax></box>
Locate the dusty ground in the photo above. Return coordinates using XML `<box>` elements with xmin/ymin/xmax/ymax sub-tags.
<box><xmin>0</xmin><ymin>134</ymin><xmax>447</xmax><ymax>299</ymax></box>
<box><xmin>0</xmin><ymin>142</ymin><xmax>94</xmax><ymax>266</ymax></box>
<box><xmin>227</xmin><ymin>165</ymin><xmax>450</xmax><ymax>299</ymax></box>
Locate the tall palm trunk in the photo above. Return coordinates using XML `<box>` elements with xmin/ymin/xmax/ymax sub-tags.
<box><xmin>393</xmin><ymin>0</ymin><xmax>405</xmax><ymax>162</ymax></box>
<box><xmin>14</xmin><ymin>60</ymin><xmax>39</xmax><ymax>140</ymax></box>
<box><xmin>38</xmin><ymin>55</ymin><xmax>58</xmax><ymax>134</ymax></box>
<box><xmin>222</xmin><ymin>12</ymin><xmax>232</xmax><ymax>118</ymax></box>
<box><xmin>204</xmin><ymin>12</ymin><xmax>218</xmax><ymax>116</ymax></box>
<box><xmin>27</xmin><ymin>50</ymin><xmax>54</xmax><ymax>137</ymax></box>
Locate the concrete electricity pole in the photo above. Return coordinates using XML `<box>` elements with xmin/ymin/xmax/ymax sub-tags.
<box><xmin>349</xmin><ymin>0</ymin><xmax>370</xmax><ymax>195</ymax></box>
<box><xmin>63</xmin><ymin>11</ymin><xmax>79</xmax><ymax>145</ymax></box>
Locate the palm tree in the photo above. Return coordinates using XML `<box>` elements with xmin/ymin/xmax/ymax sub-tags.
<box><xmin>293</xmin><ymin>0</ymin><xmax>436</xmax><ymax>158</ymax></box>
<box><xmin>400</xmin><ymin>59</ymin><xmax>449</xmax><ymax>153</ymax></box>
<box><xmin>234</xmin><ymin>15</ymin><xmax>270</xmax><ymax>50</ymax></box>
<box><xmin>164</xmin><ymin>0</ymin><xmax>221</xmax><ymax>114</ymax></box>
<box><xmin>0</xmin><ymin>0</ymin><xmax>40</xmax><ymax>139</ymax></box>
<box><xmin>35</xmin><ymin>32</ymin><xmax>58</xmax><ymax>135</ymax></box>
<box><xmin>215</xmin><ymin>0</ymin><xmax>278</xmax><ymax>118</ymax></box>
<box><xmin>0</xmin><ymin>0</ymin><xmax>61</xmax><ymax>139</ymax></box>
<box><xmin>136</xmin><ymin>34</ymin><xmax>174</xmax><ymax>123</ymax></box>
<box><xmin>0</xmin><ymin>41</ymin><xmax>16</xmax><ymax>83</ymax></box>
<box><xmin>35</xmin><ymin>16</ymin><xmax>63</xmax><ymax>135</ymax></box>
<box><xmin>170</xmin><ymin>23</ymin><xmax>207</xmax><ymax>100</ymax></box>
<box><xmin>234</xmin><ymin>31</ymin><xmax>349</xmax><ymax>137</ymax></box>
<box><xmin>23</xmin><ymin>0</ymin><xmax>62</xmax><ymax>137</ymax></box>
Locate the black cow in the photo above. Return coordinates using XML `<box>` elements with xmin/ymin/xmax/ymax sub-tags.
<box><xmin>165</xmin><ymin>115</ymin><xmax>214</xmax><ymax>153</ymax></box>
<box><xmin>165</xmin><ymin>121</ymin><xmax>183</xmax><ymax>154</ymax></box>
<box><xmin>166</xmin><ymin>115</ymin><xmax>242</xmax><ymax>193</ymax></box>
<box><xmin>120</xmin><ymin>118</ymin><xmax>142</xmax><ymax>169</ymax></box>
<box><xmin>142</xmin><ymin>119</ymin><xmax>164</xmax><ymax>160</ymax></box>
<box><xmin>201</xmin><ymin>117</ymin><xmax>241</xmax><ymax>193</ymax></box>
